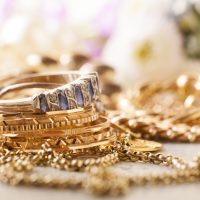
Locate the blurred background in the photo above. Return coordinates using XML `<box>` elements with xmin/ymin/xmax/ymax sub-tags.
<box><xmin>0</xmin><ymin>0</ymin><xmax>200</xmax><ymax>87</ymax></box>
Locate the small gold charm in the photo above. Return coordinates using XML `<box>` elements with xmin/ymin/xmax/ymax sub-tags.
<box><xmin>129</xmin><ymin>138</ymin><xmax>162</xmax><ymax>152</ymax></box>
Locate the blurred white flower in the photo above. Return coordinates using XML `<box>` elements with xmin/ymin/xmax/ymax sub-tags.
<box><xmin>0</xmin><ymin>16</ymin><xmax>29</xmax><ymax>45</ymax></box>
<box><xmin>103</xmin><ymin>0</ymin><xmax>185</xmax><ymax>88</ymax></box>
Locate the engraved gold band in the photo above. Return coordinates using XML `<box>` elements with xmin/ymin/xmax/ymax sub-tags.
<box><xmin>1</xmin><ymin>117</ymin><xmax>109</xmax><ymax>136</ymax></box>
<box><xmin>0</xmin><ymin>106</ymin><xmax>99</xmax><ymax>133</ymax></box>
<box><xmin>0</xmin><ymin>128</ymin><xmax>117</xmax><ymax>152</ymax></box>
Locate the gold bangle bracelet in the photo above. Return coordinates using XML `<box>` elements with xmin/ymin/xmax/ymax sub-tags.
<box><xmin>0</xmin><ymin>129</ymin><xmax>116</xmax><ymax>151</ymax></box>
<box><xmin>0</xmin><ymin>116</ymin><xmax>108</xmax><ymax>135</ymax></box>
<box><xmin>0</xmin><ymin>128</ymin><xmax>112</xmax><ymax>142</ymax></box>
<box><xmin>0</xmin><ymin>107</ymin><xmax>99</xmax><ymax>133</ymax></box>
<box><xmin>0</xmin><ymin>71</ymin><xmax>100</xmax><ymax>113</ymax></box>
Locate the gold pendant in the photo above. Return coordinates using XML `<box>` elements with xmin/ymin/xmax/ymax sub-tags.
<box><xmin>129</xmin><ymin>138</ymin><xmax>162</xmax><ymax>152</ymax></box>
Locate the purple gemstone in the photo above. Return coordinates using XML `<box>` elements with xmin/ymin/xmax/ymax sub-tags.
<box><xmin>95</xmin><ymin>75</ymin><xmax>99</xmax><ymax>89</ymax></box>
<box><xmin>39</xmin><ymin>94</ymin><xmax>49</xmax><ymax>113</ymax></box>
<box><xmin>88</xmin><ymin>81</ymin><xmax>94</xmax><ymax>100</ymax></box>
<box><xmin>58</xmin><ymin>91</ymin><xmax>69</xmax><ymax>110</ymax></box>
<box><xmin>75</xmin><ymin>86</ymin><xmax>84</xmax><ymax>107</ymax></box>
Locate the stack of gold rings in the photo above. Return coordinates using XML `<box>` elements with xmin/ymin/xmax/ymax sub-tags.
<box><xmin>0</xmin><ymin>71</ymin><xmax>120</xmax><ymax>152</ymax></box>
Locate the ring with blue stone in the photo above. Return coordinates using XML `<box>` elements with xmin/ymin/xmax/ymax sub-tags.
<box><xmin>0</xmin><ymin>71</ymin><xmax>100</xmax><ymax>114</ymax></box>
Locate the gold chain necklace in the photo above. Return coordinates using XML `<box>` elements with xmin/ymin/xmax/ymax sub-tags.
<box><xmin>112</xmin><ymin>111</ymin><xmax>200</xmax><ymax>142</ymax></box>
<box><xmin>0</xmin><ymin>136</ymin><xmax>200</xmax><ymax>196</ymax></box>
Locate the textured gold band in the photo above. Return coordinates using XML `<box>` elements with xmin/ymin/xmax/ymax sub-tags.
<box><xmin>0</xmin><ymin>116</ymin><xmax>109</xmax><ymax>136</ymax></box>
<box><xmin>0</xmin><ymin>129</ymin><xmax>117</xmax><ymax>152</ymax></box>
<box><xmin>0</xmin><ymin>106</ymin><xmax>99</xmax><ymax>133</ymax></box>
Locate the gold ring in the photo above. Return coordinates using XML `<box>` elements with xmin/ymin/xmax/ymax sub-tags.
<box><xmin>0</xmin><ymin>71</ymin><xmax>100</xmax><ymax>113</ymax></box>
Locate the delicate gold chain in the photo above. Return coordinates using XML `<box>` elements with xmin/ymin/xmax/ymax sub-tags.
<box><xmin>131</xmin><ymin>74</ymin><xmax>200</xmax><ymax>115</ymax></box>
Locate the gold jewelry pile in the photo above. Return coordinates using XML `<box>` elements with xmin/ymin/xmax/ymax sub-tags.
<box><xmin>0</xmin><ymin>54</ymin><xmax>200</xmax><ymax>196</ymax></box>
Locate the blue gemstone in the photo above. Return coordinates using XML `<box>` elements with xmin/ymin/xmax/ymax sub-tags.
<box><xmin>75</xmin><ymin>86</ymin><xmax>84</xmax><ymax>107</ymax></box>
<box><xmin>88</xmin><ymin>81</ymin><xmax>94</xmax><ymax>100</ymax></box>
<box><xmin>95</xmin><ymin>75</ymin><xmax>99</xmax><ymax>88</ymax></box>
<box><xmin>58</xmin><ymin>92</ymin><xmax>69</xmax><ymax>110</ymax></box>
<box><xmin>39</xmin><ymin>94</ymin><xmax>49</xmax><ymax>112</ymax></box>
